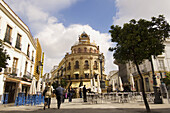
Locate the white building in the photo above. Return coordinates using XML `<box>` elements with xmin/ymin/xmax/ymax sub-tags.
<box><xmin>120</xmin><ymin>38</ymin><xmax>170</xmax><ymax>92</ymax></box>
<box><xmin>0</xmin><ymin>0</ymin><xmax>36</xmax><ymax>104</ymax></box>
<box><xmin>108</xmin><ymin>70</ymin><xmax>119</xmax><ymax>87</ymax></box>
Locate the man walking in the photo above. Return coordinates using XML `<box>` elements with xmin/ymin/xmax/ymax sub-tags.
<box><xmin>83</xmin><ymin>85</ymin><xmax>87</xmax><ymax>102</ymax></box>
<box><xmin>55</xmin><ymin>84</ymin><xmax>65</xmax><ymax>109</ymax></box>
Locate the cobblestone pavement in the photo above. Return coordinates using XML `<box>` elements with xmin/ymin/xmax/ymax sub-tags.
<box><xmin>0</xmin><ymin>98</ymin><xmax>170</xmax><ymax>113</ymax></box>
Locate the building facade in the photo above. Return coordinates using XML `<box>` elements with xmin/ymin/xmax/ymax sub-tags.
<box><xmin>108</xmin><ymin>70</ymin><xmax>119</xmax><ymax>87</ymax></box>
<box><xmin>33</xmin><ymin>38</ymin><xmax>42</xmax><ymax>81</ymax></box>
<box><xmin>115</xmin><ymin>38</ymin><xmax>170</xmax><ymax>92</ymax></box>
<box><xmin>0</xmin><ymin>0</ymin><xmax>37</xmax><ymax>103</ymax></box>
<box><xmin>51</xmin><ymin>32</ymin><xmax>106</xmax><ymax>90</ymax></box>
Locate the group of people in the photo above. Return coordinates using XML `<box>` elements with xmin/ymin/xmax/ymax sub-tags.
<box><xmin>43</xmin><ymin>83</ymin><xmax>87</xmax><ymax>110</ymax></box>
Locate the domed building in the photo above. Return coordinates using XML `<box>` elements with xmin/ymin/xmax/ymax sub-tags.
<box><xmin>51</xmin><ymin>32</ymin><xmax>106</xmax><ymax>91</ymax></box>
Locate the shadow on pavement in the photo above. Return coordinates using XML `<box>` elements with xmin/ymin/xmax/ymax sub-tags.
<box><xmin>0</xmin><ymin>108</ymin><xmax>170</xmax><ymax>113</ymax></box>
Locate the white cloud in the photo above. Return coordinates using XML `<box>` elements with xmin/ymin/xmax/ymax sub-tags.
<box><xmin>114</xmin><ymin>0</ymin><xmax>170</xmax><ymax>26</ymax></box>
<box><xmin>4</xmin><ymin>0</ymin><xmax>118</xmax><ymax>75</ymax></box>
<box><xmin>36</xmin><ymin>22</ymin><xmax>117</xmax><ymax>74</ymax></box>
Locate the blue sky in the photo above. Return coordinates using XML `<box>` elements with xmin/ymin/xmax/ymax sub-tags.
<box><xmin>58</xmin><ymin>0</ymin><xmax>116</xmax><ymax>33</ymax></box>
<box><xmin>4</xmin><ymin>0</ymin><xmax>170</xmax><ymax>75</ymax></box>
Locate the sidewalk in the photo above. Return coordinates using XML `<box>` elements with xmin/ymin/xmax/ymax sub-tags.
<box><xmin>0</xmin><ymin>98</ymin><xmax>169</xmax><ymax>113</ymax></box>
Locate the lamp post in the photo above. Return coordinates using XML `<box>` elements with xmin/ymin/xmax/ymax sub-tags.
<box><xmin>99</xmin><ymin>54</ymin><xmax>105</xmax><ymax>89</ymax></box>
<box><xmin>150</xmin><ymin>58</ymin><xmax>163</xmax><ymax>104</ymax></box>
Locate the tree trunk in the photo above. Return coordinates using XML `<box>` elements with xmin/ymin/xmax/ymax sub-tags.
<box><xmin>135</xmin><ymin>61</ymin><xmax>151</xmax><ymax>112</ymax></box>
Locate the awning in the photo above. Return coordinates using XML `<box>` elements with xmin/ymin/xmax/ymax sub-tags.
<box><xmin>71</xmin><ymin>82</ymin><xmax>80</xmax><ymax>88</ymax></box>
<box><xmin>6</xmin><ymin>77</ymin><xmax>21</xmax><ymax>82</ymax></box>
<box><xmin>73</xmin><ymin>71</ymin><xmax>79</xmax><ymax>74</ymax></box>
<box><xmin>84</xmin><ymin>70</ymin><xmax>90</xmax><ymax>74</ymax></box>
<box><xmin>20</xmin><ymin>81</ymin><xmax>31</xmax><ymax>86</ymax></box>
<box><xmin>83</xmin><ymin>82</ymin><xmax>91</xmax><ymax>89</ymax></box>
<box><xmin>93</xmin><ymin>70</ymin><xmax>99</xmax><ymax>74</ymax></box>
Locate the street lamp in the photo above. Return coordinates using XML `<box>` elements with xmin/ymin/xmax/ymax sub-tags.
<box><xmin>150</xmin><ymin>59</ymin><xmax>163</xmax><ymax>104</ymax></box>
<box><xmin>99</xmin><ymin>54</ymin><xmax>105</xmax><ymax>88</ymax></box>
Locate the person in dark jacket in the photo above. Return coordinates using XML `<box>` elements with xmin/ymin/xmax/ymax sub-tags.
<box><xmin>83</xmin><ymin>85</ymin><xmax>87</xmax><ymax>102</ymax></box>
<box><xmin>55</xmin><ymin>84</ymin><xmax>65</xmax><ymax>109</ymax></box>
<box><xmin>68</xmin><ymin>86</ymin><xmax>74</xmax><ymax>102</ymax></box>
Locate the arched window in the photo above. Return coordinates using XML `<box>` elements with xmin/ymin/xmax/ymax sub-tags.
<box><xmin>78</xmin><ymin>48</ymin><xmax>81</xmax><ymax>53</ymax></box>
<box><xmin>84</xmin><ymin>60</ymin><xmax>89</xmax><ymax>69</ymax></box>
<box><xmin>75</xmin><ymin>61</ymin><xmax>79</xmax><ymax>69</ymax></box>
<box><xmin>90</xmin><ymin>48</ymin><xmax>93</xmax><ymax>53</ymax></box>
<box><xmin>74</xmin><ymin>49</ymin><xmax>76</xmax><ymax>53</ymax></box>
<box><xmin>85</xmin><ymin>60</ymin><xmax>88</xmax><ymax>65</ymax></box>
<box><xmin>94</xmin><ymin>61</ymin><xmax>98</xmax><ymax>70</ymax></box>
<box><xmin>94</xmin><ymin>49</ymin><xmax>96</xmax><ymax>53</ymax></box>
<box><xmin>84</xmin><ymin>47</ymin><xmax>87</xmax><ymax>52</ymax></box>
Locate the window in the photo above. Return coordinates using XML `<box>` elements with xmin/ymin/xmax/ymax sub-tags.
<box><xmin>12</xmin><ymin>57</ymin><xmax>18</xmax><ymax>75</ymax></box>
<box><xmin>30</xmin><ymin>65</ymin><xmax>32</xmax><ymax>75</ymax></box>
<box><xmin>27</xmin><ymin>44</ymin><xmax>30</xmax><ymax>57</ymax></box>
<box><xmin>32</xmin><ymin>51</ymin><xmax>34</xmax><ymax>62</ymax></box>
<box><xmin>78</xmin><ymin>48</ymin><xmax>81</xmax><ymax>53</ymax></box>
<box><xmin>75</xmin><ymin>61</ymin><xmax>79</xmax><ymax>69</ymax></box>
<box><xmin>94</xmin><ymin>49</ymin><xmax>96</xmax><ymax>53</ymax></box>
<box><xmin>67</xmin><ymin>62</ymin><xmax>71</xmax><ymax>70</ymax></box>
<box><xmin>15</xmin><ymin>33</ymin><xmax>21</xmax><ymax>50</ymax></box>
<box><xmin>145</xmin><ymin>78</ymin><xmax>150</xmax><ymax>92</ymax></box>
<box><xmin>84</xmin><ymin>47</ymin><xmax>87</xmax><ymax>52</ymax></box>
<box><xmin>159</xmin><ymin>60</ymin><xmax>165</xmax><ymax>71</ymax></box>
<box><xmin>4</xmin><ymin>25</ymin><xmax>12</xmax><ymax>45</ymax></box>
<box><xmin>84</xmin><ymin>60</ymin><xmax>89</xmax><ymax>69</ymax></box>
<box><xmin>89</xmin><ymin>48</ymin><xmax>93</xmax><ymax>53</ymax></box>
<box><xmin>75</xmin><ymin>74</ymin><xmax>79</xmax><ymax>79</ymax></box>
<box><xmin>74</xmin><ymin>49</ymin><xmax>76</xmax><ymax>53</ymax></box>
<box><xmin>85</xmin><ymin>73</ymin><xmax>89</xmax><ymax>79</ymax></box>
<box><xmin>24</xmin><ymin>61</ymin><xmax>28</xmax><ymax>75</ymax></box>
<box><xmin>94</xmin><ymin>61</ymin><xmax>98</xmax><ymax>70</ymax></box>
<box><xmin>94</xmin><ymin>74</ymin><xmax>97</xmax><ymax>79</ymax></box>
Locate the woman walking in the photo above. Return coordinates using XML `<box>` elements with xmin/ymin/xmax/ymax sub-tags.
<box><xmin>43</xmin><ymin>82</ymin><xmax>53</xmax><ymax>110</ymax></box>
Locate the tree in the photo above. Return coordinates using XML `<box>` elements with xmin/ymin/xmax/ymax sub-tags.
<box><xmin>163</xmin><ymin>72</ymin><xmax>170</xmax><ymax>86</ymax></box>
<box><xmin>109</xmin><ymin>15</ymin><xmax>170</xmax><ymax>112</ymax></box>
<box><xmin>0</xmin><ymin>40</ymin><xmax>10</xmax><ymax>72</ymax></box>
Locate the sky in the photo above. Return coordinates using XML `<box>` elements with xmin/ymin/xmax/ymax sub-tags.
<box><xmin>3</xmin><ymin>0</ymin><xmax>170</xmax><ymax>75</ymax></box>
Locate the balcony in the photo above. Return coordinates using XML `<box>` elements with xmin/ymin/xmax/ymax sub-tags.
<box><xmin>15</xmin><ymin>41</ymin><xmax>22</xmax><ymax>50</ymax></box>
<box><xmin>27</xmin><ymin>51</ymin><xmax>30</xmax><ymax>58</ymax></box>
<box><xmin>74</xmin><ymin>65</ymin><xmax>79</xmax><ymax>69</ymax></box>
<box><xmin>4</xmin><ymin>67</ymin><xmax>18</xmax><ymax>77</ymax></box>
<box><xmin>84</xmin><ymin>65</ymin><xmax>89</xmax><ymax>69</ymax></box>
<box><xmin>23</xmin><ymin>71</ymin><xmax>31</xmax><ymax>79</ymax></box>
<box><xmin>11</xmin><ymin>67</ymin><xmax>18</xmax><ymax>76</ymax></box>
<box><xmin>93</xmin><ymin>65</ymin><xmax>98</xmax><ymax>70</ymax></box>
<box><xmin>31</xmin><ymin>56</ymin><xmax>34</xmax><ymax>62</ymax></box>
<box><xmin>4</xmin><ymin>35</ymin><xmax>12</xmax><ymax>45</ymax></box>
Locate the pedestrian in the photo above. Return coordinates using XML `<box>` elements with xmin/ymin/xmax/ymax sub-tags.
<box><xmin>83</xmin><ymin>85</ymin><xmax>87</xmax><ymax>102</ymax></box>
<box><xmin>68</xmin><ymin>86</ymin><xmax>74</xmax><ymax>102</ymax></box>
<box><xmin>79</xmin><ymin>88</ymin><xmax>82</xmax><ymax>98</ymax></box>
<box><xmin>43</xmin><ymin>82</ymin><xmax>53</xmax><ymax>110</ymax></box>
<box><xmin>55</xmin><ymin>84</ymin><xmax>65</xmax><ymax>109</ymax></box>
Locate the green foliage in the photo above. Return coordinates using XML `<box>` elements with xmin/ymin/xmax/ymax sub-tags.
<box><xmin>109</xmin><ymin>15</ymin><xmax>170</xmax><ymax>112</ymax></box>
<box><xmin>163</xmin><ymin>72</ymin><xmax>170</xmax><ymax>85</ymax></box>
<box><xmin>0</xmin><ymin>40</ymin><xmax>10</xmax><ymax>71</ymax></box>
<box><xmin>109</xmin><ymin>15</ymin><xmax>170</xmax><ymax>65</ymax></box>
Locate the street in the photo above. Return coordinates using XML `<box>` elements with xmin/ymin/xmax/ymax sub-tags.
<box><xmin>0</xmin><ymin>98</ymin><xmax>170</xmax><ymax>113</ymax></box>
